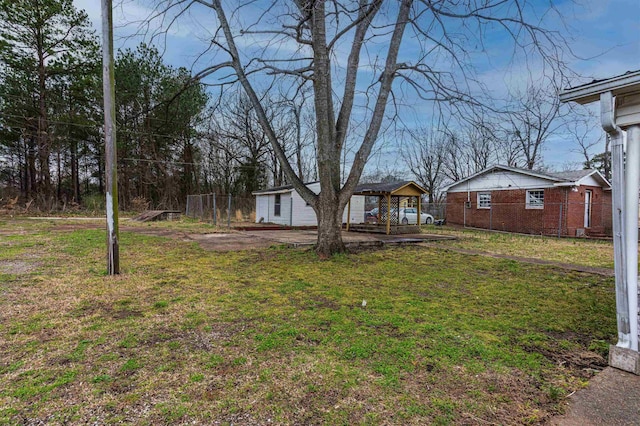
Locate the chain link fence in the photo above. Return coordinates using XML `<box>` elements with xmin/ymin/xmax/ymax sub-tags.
<box><xmin>421</xmin><ymin>202</ymin><xmax>446</xmax><ymax>220</ymax></box>
<box><xmin>185</xmin><ymin>194</ymin><xmax>255</xmax><ymax>227</ymax></box>
<box><xmin>445</xmin><ymin>201</ymin><xmax>612</xmax><ymax>237</ymax></box>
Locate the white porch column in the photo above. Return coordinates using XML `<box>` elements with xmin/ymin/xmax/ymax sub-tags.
<box><xmin>610</xmin><ymin>130</ymin><xmax>630</xmax><ymax>348</ymax></box>
<box><xmin>560</xmin><ymin>73</ymin><xmax>640</xmax><ymax>374</ymax></box>
<box><xmin>625</xmin><ymin>125</ymin><xmax>640</xmax><ymax>351</ymax></box>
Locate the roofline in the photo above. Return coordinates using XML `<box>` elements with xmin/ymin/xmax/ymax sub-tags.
<box><xmin>581</xmin><ymin>168</ymin><xmax>611</xmax><ymax>189</ymax></box>
<box><xmin>252</xmin><ymin>188</ymin><xmax>294</xmax><ymax>196</ymax></box>
<box><xmin>252</xmin><ymin>181</ymin><xmax>320</xmax><ymax>196</ymax></box>
<box><xmin>559</xmin><ymin>70</ymin><xmax>640</xmax><ymax>105</ymax></box>
<box><xmin>550</xmin><ymin>169</ymin><xmax>611</xmax><ymax>190</ymax></box>
<box><xmin>445</xmin><ymin>166</ymin><xmax>611</xmax><ymax>192</ymax></box>
<box><xmin>391</xmin><ymin>181</ymin><xmax>429</xmax><ymax>195</ymax></box>
<box><xmin>444</xmin><ymin>165</ymin><xmax>563</xmax><ymax>192</ymax></box>
<box><xmin>353</xmin><ymin>180</ymin><xmax>428</xmax><ymax>195</ymax></box>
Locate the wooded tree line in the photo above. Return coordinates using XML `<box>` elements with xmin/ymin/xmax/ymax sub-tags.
<box><xmin>0</xmin><ymin>0</ymin><xmax>318</xmax><ymax>210</ymax></box>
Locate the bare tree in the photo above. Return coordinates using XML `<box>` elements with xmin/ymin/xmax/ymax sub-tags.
<box><xmin>495</xmin><ymin>131</ymin><xmax>524</xmax><ymax>167</ymax></box>
<box><xmin>440</xmin><ymin>124</ymin><xmax>498</xmax><ymax>183</ymax></box>
<box><xmin>465</xmin><ymin>116</ymin><xmax>499</xmax><ymax>172</ymax></box>
<box><xmin>566</xmin><ymin>107</ymin><xmax>602</xmax><ymax>170</ymax></box>
<box><xmin>503</xmin><ymin>83</ymin><xmax>565</xmax><ymax>170</ymax></box>
<box><xmin>402</xmin><ymin>128</ymin><xmax>445</xmax><ymax>203</ymax></box>
<box><xmin>147</xmin><ymin>0</ymin><xmax>569</xmax><ymax>256</ymax></box>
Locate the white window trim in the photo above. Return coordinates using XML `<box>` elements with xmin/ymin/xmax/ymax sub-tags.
<box><xmin>477</xmin><ymin>192</ymin><xmax>491</xmax><ymax>209</ymax></box>
<box><xmin>526</xmin><ymin>189</ymin><xmax>544</xmax><ymax>209</ymax></box>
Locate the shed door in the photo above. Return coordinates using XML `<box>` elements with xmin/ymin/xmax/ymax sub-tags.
<box><xmin>584</xmin><ymin>190</ymin><xmax>592</xmax><ymax>228</ymax></box>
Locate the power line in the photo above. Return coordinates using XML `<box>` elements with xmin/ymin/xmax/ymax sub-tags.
<box><xmin>0</xmin><ymin>111</ymin><xmax>202</xmax><ymax>141</ymax></box>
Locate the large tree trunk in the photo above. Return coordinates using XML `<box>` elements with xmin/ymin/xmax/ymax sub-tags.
<box><xmin>315</xmin><ymin>194</ymin><xmax>346</xmax><ymax>257</ymax></box>
<box><xmin>37</xmin><ymin>51</ymin><xmax>51</xmax><ymax>200</ymax></box>
<box><xmin>71</xmin><ymin>139</ymin><xmax>80</xmax><ymax>203</ymax></box>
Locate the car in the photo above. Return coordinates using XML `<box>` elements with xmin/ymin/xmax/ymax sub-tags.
<box><xmin>365</xmin><ymin>207</ymin><xmax>400</xmax><ymax>224</ymax></box>
<box><xmin>365</xmin><ymin>207</ymin><xmax>379</xmax><ymax>223</ymax></box>
<box><xmin>399</xmin><ymin>207</ymin><xmax>434</xmax><ymax>225</ymax></box>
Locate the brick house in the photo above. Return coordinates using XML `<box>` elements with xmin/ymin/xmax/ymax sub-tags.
<box><xmin>446</xmin><ymin>165</ymin><xmax>612</xmax><ymax>237</ymax></box>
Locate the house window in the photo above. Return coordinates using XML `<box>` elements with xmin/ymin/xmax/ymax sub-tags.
<box><xmin>526</xmin><ymin>190</ymin><xmax>544</xmax><ymax>209</ymax></box>
<box><xmin>477</xmin><ymin>192</ymin><xmax>491</xmax><ymax>209</ymax></box>
<box><xmin>274</xmin><ymin>194</ymin><xmax>281</xmax><ymax>216</ymax></box>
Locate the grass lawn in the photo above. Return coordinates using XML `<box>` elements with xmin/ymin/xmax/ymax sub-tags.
<box><xmin>0</xmin><ymin>218</ymin><xmax>616</xmax><ymax>425</ymax></box>
<box><xmin>426</xmin><ymin>226</ymin><xmax>616</xmax><ymax>269</ymax></box>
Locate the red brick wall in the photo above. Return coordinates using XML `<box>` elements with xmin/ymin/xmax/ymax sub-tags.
<box><xmin>446</xmin><ymin>186</ymin><xmax>612</xmax><ymax>236</ymax></box>
<box><xmin>564</xmin><ymin>186</ymin><xmax>611</xmax><ymax>236</ymax></box>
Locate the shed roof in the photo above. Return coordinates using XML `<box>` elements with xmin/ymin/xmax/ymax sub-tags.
<box><xmin>252</xmin><ymin>181</ymin><xmax>319</xmax><ymax>196</ymax></box>
<box><xmin>253</xmin><ymin>180</ymin><xmax>428</xmax><ymax>197</ymax></box>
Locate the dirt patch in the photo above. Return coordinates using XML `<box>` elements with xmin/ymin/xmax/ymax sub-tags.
<box><xmin>186</xmin><ymin>323</ymin><xmax>247</xmax><ymax>351</ymax></box>
<box><xmin>187</xmin><ymin>232</ymin><xmax>277</xmax><ymax>251</ymax></box>
<box><xmin>533</xmin><ymin>347</ymin><xmax>607</xmax><ymax>377</ymax></box>
<box><xmin>0</xmin><ymin>260</ymin><xmax>39</xmax><ymax>275</ymax></box>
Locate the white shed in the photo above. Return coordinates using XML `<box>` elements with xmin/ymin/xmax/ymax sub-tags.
<box><xmin>252</xmin><ymin>182</ymin><xmax>365</xmax><ymax>226</ymax></box>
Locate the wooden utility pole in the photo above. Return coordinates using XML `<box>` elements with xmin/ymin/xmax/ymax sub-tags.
<box><xmin>101</xmin><ymin>0</ymin><xmax>119</xmax><ymax>274</ymax></box>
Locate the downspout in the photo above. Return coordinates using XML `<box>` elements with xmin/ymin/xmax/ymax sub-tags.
<box><xmin>564</xmin><ymin>187</ymin><xmax>569</xmax><ymax>236</ymax></box>
<box><xmin>290</xmin><ymin>193</ymin><xmax>293</xmax><ymax>227</ymax></box>
<box><xmin>465</xmin><ymin>181</ymin><xmax>470</xmax><ymax>228</ymax></box>
<box><xmin>601</xmin><ymin>91</ymin><xmax>634</xmax><ymax>350</ymax></box>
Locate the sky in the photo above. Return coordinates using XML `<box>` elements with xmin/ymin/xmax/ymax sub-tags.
<box><xmin>74</xmin><ymin>0</ymin><xmax>640</xmax><ymax>174</ymax></box>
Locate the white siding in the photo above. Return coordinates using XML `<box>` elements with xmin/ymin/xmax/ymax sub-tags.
<box><xmin>448</xmin><ymin>170</ymin><xmax>556</xmax><ymax>193</ymax></box>
<box><xmin>577</xmin><ymin>174</ymin><xmax>601</xmax><ymax>187</ymax></box>
<box><xmin>254</xmin><ymin>183</ymin><xmax>366</xmax><ymax>226</ymax></box>
<box><xmin>616</xmin><ymin>92</ymin><xmax>640</xmax><ymax>128</ymax></box>
<box><xmin>343</xmin><ymin>195</ymin><xmax>365</xmax><ymax>224</ymax></box>
<box><xmin>254</xmin><ymin>192</ymin><xmax>293</xmax><ymax>225</ymax></box>
<box><xmin>255</xmin><ymin>195</ymin><xmax>269</xmax><ymax>223</ymax></box>
<box><xmin>290</xmin><ymin>190</ymin><xmax>318</xmax><ymax>226</ymax></box>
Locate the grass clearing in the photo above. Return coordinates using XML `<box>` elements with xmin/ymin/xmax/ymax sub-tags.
<box><xmin>0</xmin><ymin>218</ymin><xmax>616</xmax><ymax>424</ymax></box>
<box><xmin>425</xmin><ymin>226</ymin><xmax>616</xmax><ymax>269</ymax></box>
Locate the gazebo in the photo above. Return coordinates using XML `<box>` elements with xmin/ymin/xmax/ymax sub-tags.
<box><xmin>560</xmin><ymin>70</ymin><xmax>640</xmax><ymax>374</ymax></box>
<box><xmin>346</xmin><ymin>181</ymin><xmax>428</xmax><ymax>234</ymax></box>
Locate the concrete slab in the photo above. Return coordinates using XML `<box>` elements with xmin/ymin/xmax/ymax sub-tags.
<box><xmin>240</xmin><ymin>230</ymin><xmax>454</xmax><ymax>248</ymax></box>
<box><xmin>551</xmin><ymin>367</ymin><xmax>640</xmax><ymax>426</ymax></box>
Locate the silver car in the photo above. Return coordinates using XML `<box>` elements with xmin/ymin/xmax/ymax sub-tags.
<box><xmin>399</xmin><ymin>208</ymin><xmax>434</xmax><ymax>225</ymax></box>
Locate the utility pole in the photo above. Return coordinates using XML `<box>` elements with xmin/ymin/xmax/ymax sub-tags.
<box><xmin>101</xmin><ymin>0</ymin><xmax>119</xmax><ymax>274</ymax></box>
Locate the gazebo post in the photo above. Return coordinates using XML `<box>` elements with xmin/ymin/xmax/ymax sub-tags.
<box><xmin>386</xmin><ymin>193</ymin><xmax>391</xmax><ymax>235</ymax></box>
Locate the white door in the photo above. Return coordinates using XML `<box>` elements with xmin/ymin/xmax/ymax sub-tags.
<box><xmin>584</xmin><ymin>190</ymin><xmax>592</xmax><ymax>228</ymax></box>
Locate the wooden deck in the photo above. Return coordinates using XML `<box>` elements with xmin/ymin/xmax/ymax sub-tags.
<box><xmin>132</xmin><ymin>210</ymin><xmax>182</xmax><ymax>222</ymax></box>
<box><xmin>346</xmin><ymin>224</ymin><xmax>420</xmax><ymax>234</ymax></box>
